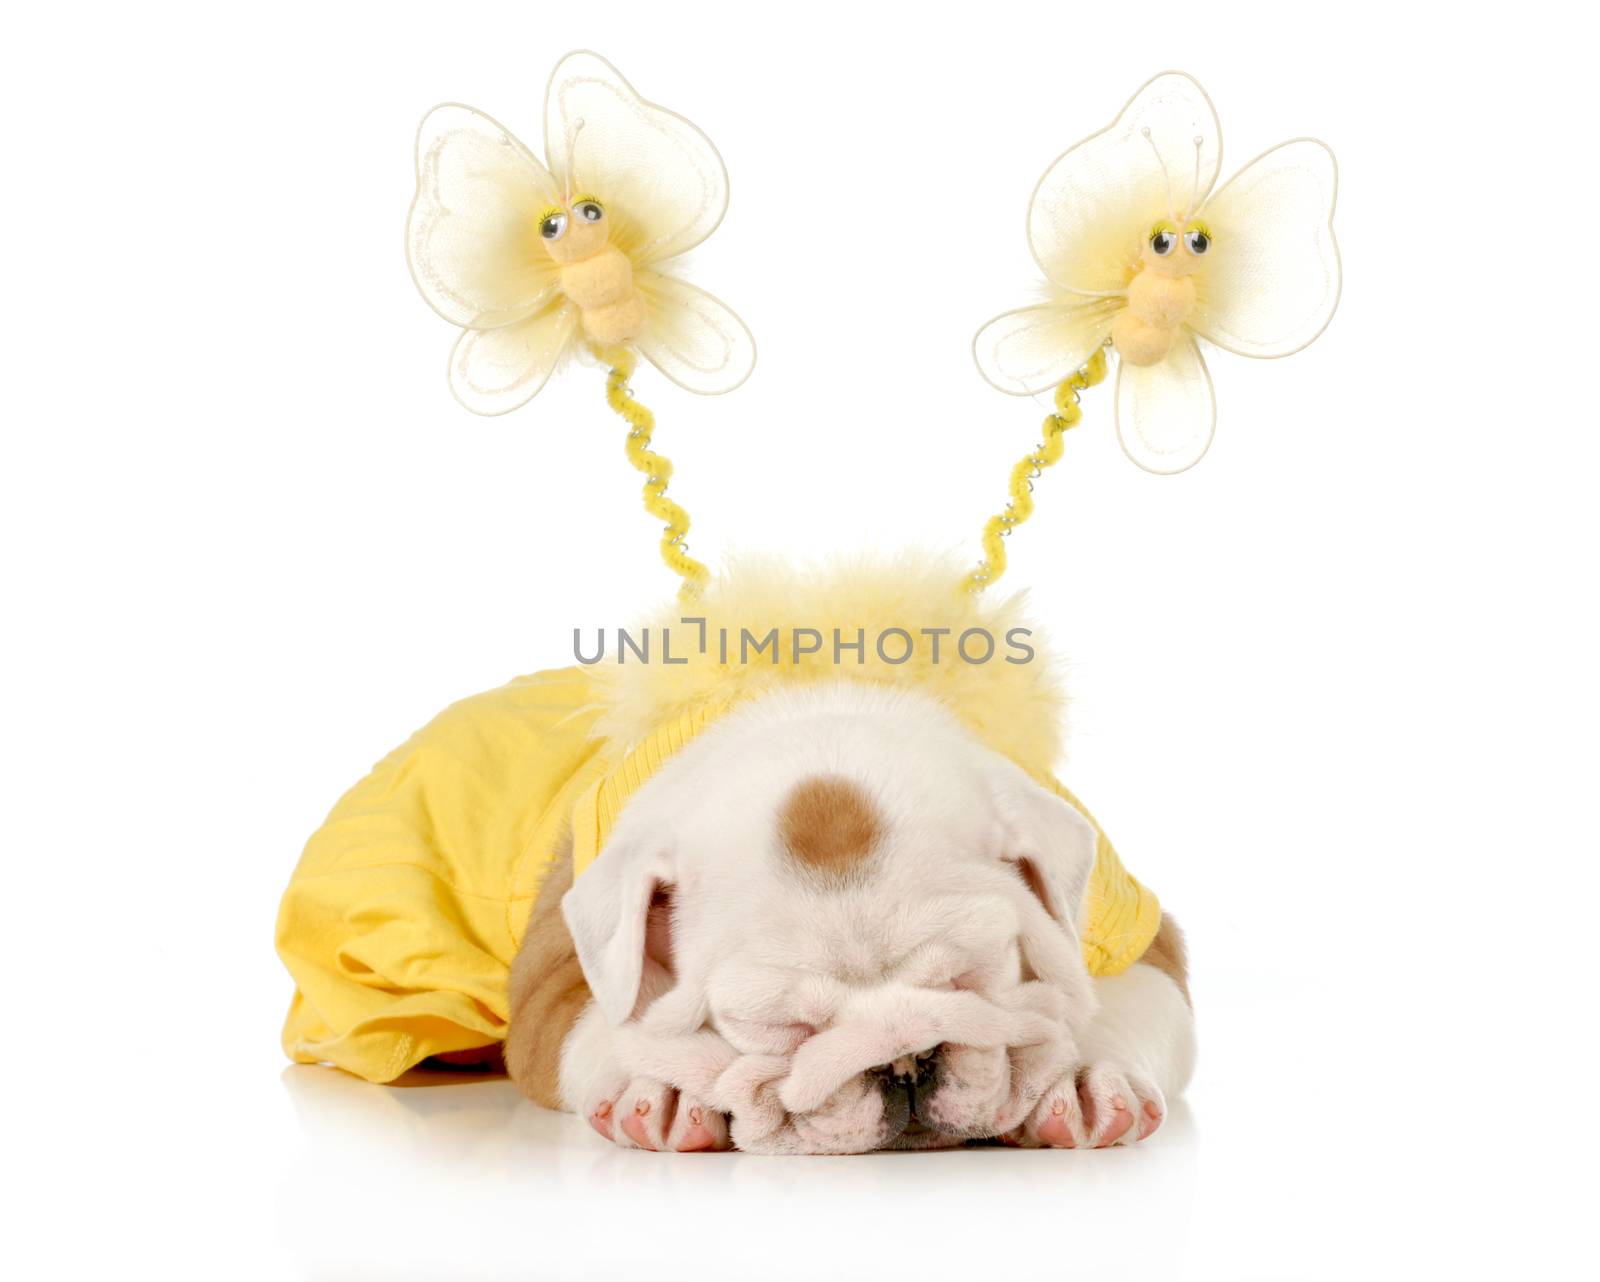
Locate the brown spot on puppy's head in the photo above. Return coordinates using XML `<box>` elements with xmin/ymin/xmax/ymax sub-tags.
<box><xmin>779</xmin><ymin>775</ymin><xmax>881</xmax><ymax>879</ymax></box>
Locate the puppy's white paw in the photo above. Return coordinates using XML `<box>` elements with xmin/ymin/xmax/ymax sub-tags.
<box><xmin>1021</xmin><ymin>1063</ymin><xmax>1165</xmax><ymax>1149</ymax></box>
<box><xmin>664</xmin><ymin>1095</ymin><xmax>730</xmax><ymax>1152</ymax></box>
<box><xmin>585</xmin><ymin>1077</ymin><xmax>731</xmax><ymax>1153</ymax></box>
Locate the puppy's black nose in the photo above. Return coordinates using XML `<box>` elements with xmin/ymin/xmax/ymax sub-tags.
<box><xmin>869</xmin><ymin>1046</ymin><xmax>941</xmax><ymax>1096</ymax></box>
<box><xmin>869</xmin><ymin>1047</ymin><xmax>943</xmax><ymax>1141</ymax></box>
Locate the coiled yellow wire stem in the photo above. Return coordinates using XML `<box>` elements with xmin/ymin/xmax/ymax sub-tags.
<box><xmin>967</xmin><ymin>347</ymin><xmax>1109</xmax><ymax>594</ymax></box>
<box><xmin>593</xmin><ymin>344</ymin><xmax>711</xmax><ymax>598</ymax></box>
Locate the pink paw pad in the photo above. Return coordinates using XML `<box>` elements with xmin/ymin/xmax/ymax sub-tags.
<box><xmin>621</xmin><ymin>1099</ymin><xmax>657</xmax><ymax>1150</ymax></box>
<box><xmin>1137</xmin><ymin>1099</ymin><xmax>1163</xmax><ymax>1140</ymax></box>
<box><xmin>674</xmin><ymin>1107</ymin><xmax>717</xmax><ymax>1152</ymax></box>
<box><xmin>588</xmin><ymin>1099</ymin><xmax>614</xmax><ymax>1141</ymax></box>
<box><xmin>1038</xmin><ymin>1098</ymin><xmax>1076</xmax><ymax>1148</ymax></box>
<box><xmin>1095</xmin><ymin>1096</ymin><xmax>1135</xmax><ymax>1148</ymax></box>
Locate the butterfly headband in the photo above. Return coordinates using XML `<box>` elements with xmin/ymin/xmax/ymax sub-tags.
<box><xmin>406</xmin><ymin>56</ymin><xmax>1340</xmax><ymax>598</ymax></box>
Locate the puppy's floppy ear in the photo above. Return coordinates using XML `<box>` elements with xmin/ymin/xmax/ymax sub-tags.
<box><xmin>988</xmin><ymin>763</ymin><xmax>1098</xmax><ymax>990</ymax></box>
<box><xmin>560</xmin><ymin>830</ymin><xmax>675</xmax><ymax>1026</ymax></box>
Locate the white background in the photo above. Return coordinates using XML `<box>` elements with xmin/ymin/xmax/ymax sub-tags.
<box><xmin>6</xmin><ymin>2</ymin><xmax>1597</xmax><ymax>1278</ymax></box>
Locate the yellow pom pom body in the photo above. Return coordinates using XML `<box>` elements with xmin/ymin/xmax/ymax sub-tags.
<box><xmin>547</xmin><ymin>236</ymin><xmax>646</xmax><ymax>346</ymax></box>
<box><xmin>557</xmin><ymin>245</ymin><xmax>631</xmax><ymax>309</ymax></box>
<box><xmin>580</xmin><ymin>291</ymin><xmax>647</xmax><ymax>346</ymax></box>
<box><xmin>1112</xmin><ymin>309</ymin><xmax>1176</xmax><ymax>367</ymax></box>
<box><xmin>1128</xmin><ymin>263</ymin><xmax>1197</xmax><ymax>327</ymax></box>
<box><xmin>1113</xmin><ymin>269</ymin><xmax>1195</xmax><ymax>367</ymax></box>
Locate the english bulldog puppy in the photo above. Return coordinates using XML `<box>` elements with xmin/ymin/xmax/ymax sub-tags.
<box><xmin>505</xmin><ymin>681</ymin><xmax>1195</xmax><ymax>1153</ymax></box>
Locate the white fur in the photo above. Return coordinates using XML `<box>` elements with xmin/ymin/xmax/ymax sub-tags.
<box><xmin>1077</xmin><ymin>961</ymin><xmax>1197</xmax><ymax>1102</ymax></box>
<box><xmin>558</xmin><ymin>1002</ymin><xmax>624</xmax><ymax>1115</ymax></box>
<box><xmin>555</xmin><ymin>680</ymin><xmax>1195</xmax><ymax>1153</ymax></box>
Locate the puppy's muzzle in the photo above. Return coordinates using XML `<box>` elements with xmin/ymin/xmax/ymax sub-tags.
<box><xmin>775</xmin><ymin>984</ymin><xmax>1059</xmax><ymax>1117</ymax></box>
<box><xmin>869</xmin><ymin>1047</ymin><xmax>942</xmax><ymax>1141</ymax></box>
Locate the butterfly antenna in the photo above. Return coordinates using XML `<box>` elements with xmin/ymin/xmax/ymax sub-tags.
<box><xmin>1182</xmin><ymin>135</ymin><xmax>1205</xmax><ymax>222</ymax></box>
<box><xmin>1141</xmin><ymin>126</ymin><xmax>1177</xmax><ymax>224</ymax></box>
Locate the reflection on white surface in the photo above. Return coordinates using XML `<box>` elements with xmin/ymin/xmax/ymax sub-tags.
<box><xmin>273</xmin><ymin>976</ymin><xmax>1577</xmax><ymax>1281</ymax></box>
<box><xmin>278</xmin><ymin>1066</ymin><xmax>1200</xmax><ymax>1281</ymax></box>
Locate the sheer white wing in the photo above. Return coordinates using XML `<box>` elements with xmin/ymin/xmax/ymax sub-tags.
<box><xmin>1115</xmin><ymin>336</ymin><xmax>1216</xmax><ymax>474</ymax></box>
<box><xmin>634</xmin><ymin>272</ymin><xmax>755</xmax><ymax>394</ymax></box>
<box><xmin>973</xmin><ymin>300</ymin><xmax>1117</xmax><ymax>395</ymax></box>
<box><xmin>407</xmin><ymin>104</ymin><xmax>563</xmax><ymax>330</ymax></box>
<box><xmin>544</xmin><ymin>50</ymin><xmax>728</xmax><ymax>267</ymax></box>
<box><xmin>449</xmin><ymin>301</ymin><xmax>579</xmax><ymax>415</ymax></box>
<box><xmin>1029</xmin><ymin>72</ymin><xmax>1222</xmax><ymax>296</ymax></box>
<box><xmin>1190</xmin><ymin>139</ymin><xmax>1340</xmax><ymax>358</ymax></box>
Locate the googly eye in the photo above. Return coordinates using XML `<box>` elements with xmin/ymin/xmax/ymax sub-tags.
<box><xmin>574</xmin><ymin>199</ymin><xmax>605</xmax><ymax>224</ymax></box>
<box><xmin>1149</xmin><ymin>228</ymin><xmax>1176</xmax><ymax>257</ymax></box>
<box><xmin>1183</xmin><ymin>228</ymin><xmax>1210</xmax><ymax>255</ymax></box>
<box><xmin>538</xmin><ymin>211</ymin><xmax>568</xmax><ymax>241</ymax></box>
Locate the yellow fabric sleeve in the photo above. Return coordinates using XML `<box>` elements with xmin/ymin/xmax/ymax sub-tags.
<box><xmin>275</xmin><ymin>668</ymin><xmax>605</xmax><ymax>1083</ymax></box>
<box><xmin>1042</xmin><ymin>778</ymin><xmax>1162</xmax><ymax>977</ymax></box>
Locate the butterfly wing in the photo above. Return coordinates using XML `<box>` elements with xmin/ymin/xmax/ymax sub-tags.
<box><xmin>973</xmin><ymin>300</ymin><xmax>1117</xmax><ymax>396</ymax></box>
<box><xmin>1189</xmin><ymin>139</ymin><xmax>1340</xmax><ymax>358</ymax></box>
<box><xmin>1029</xmin><ymin>72</ymin><xmax>1223</xmax><ymax>297</ymax></box>
<box><xmin>633</xmin><ymin>272</ymin><xmax>755</xmax><ymax>394</ymax></box>
<box><xmin>1115</xmin><ymin>336</ymin><xmax>1216</xmax><ymax>474</ymax></box>
<box><xmin>449</xmin><ymin>301</ymin><xmax>579</xmax><ymax>415</ymax></box>
<box><xmin>544</xmin><ymin>50</ymin><xmax>729</xmax><ymax>267</ymax></box>
<box><xmin>407</xmin><ymin>104</ymin><xmax>563</xmax><ymax>330</ymax></box>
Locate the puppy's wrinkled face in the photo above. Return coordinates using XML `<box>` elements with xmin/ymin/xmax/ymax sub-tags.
<box><xmin>562</xmin><ymin>683</ymin><xmax>1099</xmax><ymax>1153</ymax></box>
<box><xmin>701</xmin><ymin>774</ymin><xmax>1043</xmax><ymax>1151</ymax></box>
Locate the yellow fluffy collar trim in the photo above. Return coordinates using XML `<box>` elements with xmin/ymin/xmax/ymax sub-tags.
<box><xmin>588</xmin><ymin>552</ymin><xmax>1067</xmax><ymax>776</ymax></box>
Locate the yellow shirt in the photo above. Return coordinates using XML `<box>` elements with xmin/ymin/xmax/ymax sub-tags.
<box><xmin>276</xmin><ymin>666</ymin><xmax>1160</xmax><ymax>1083</ymax></box>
